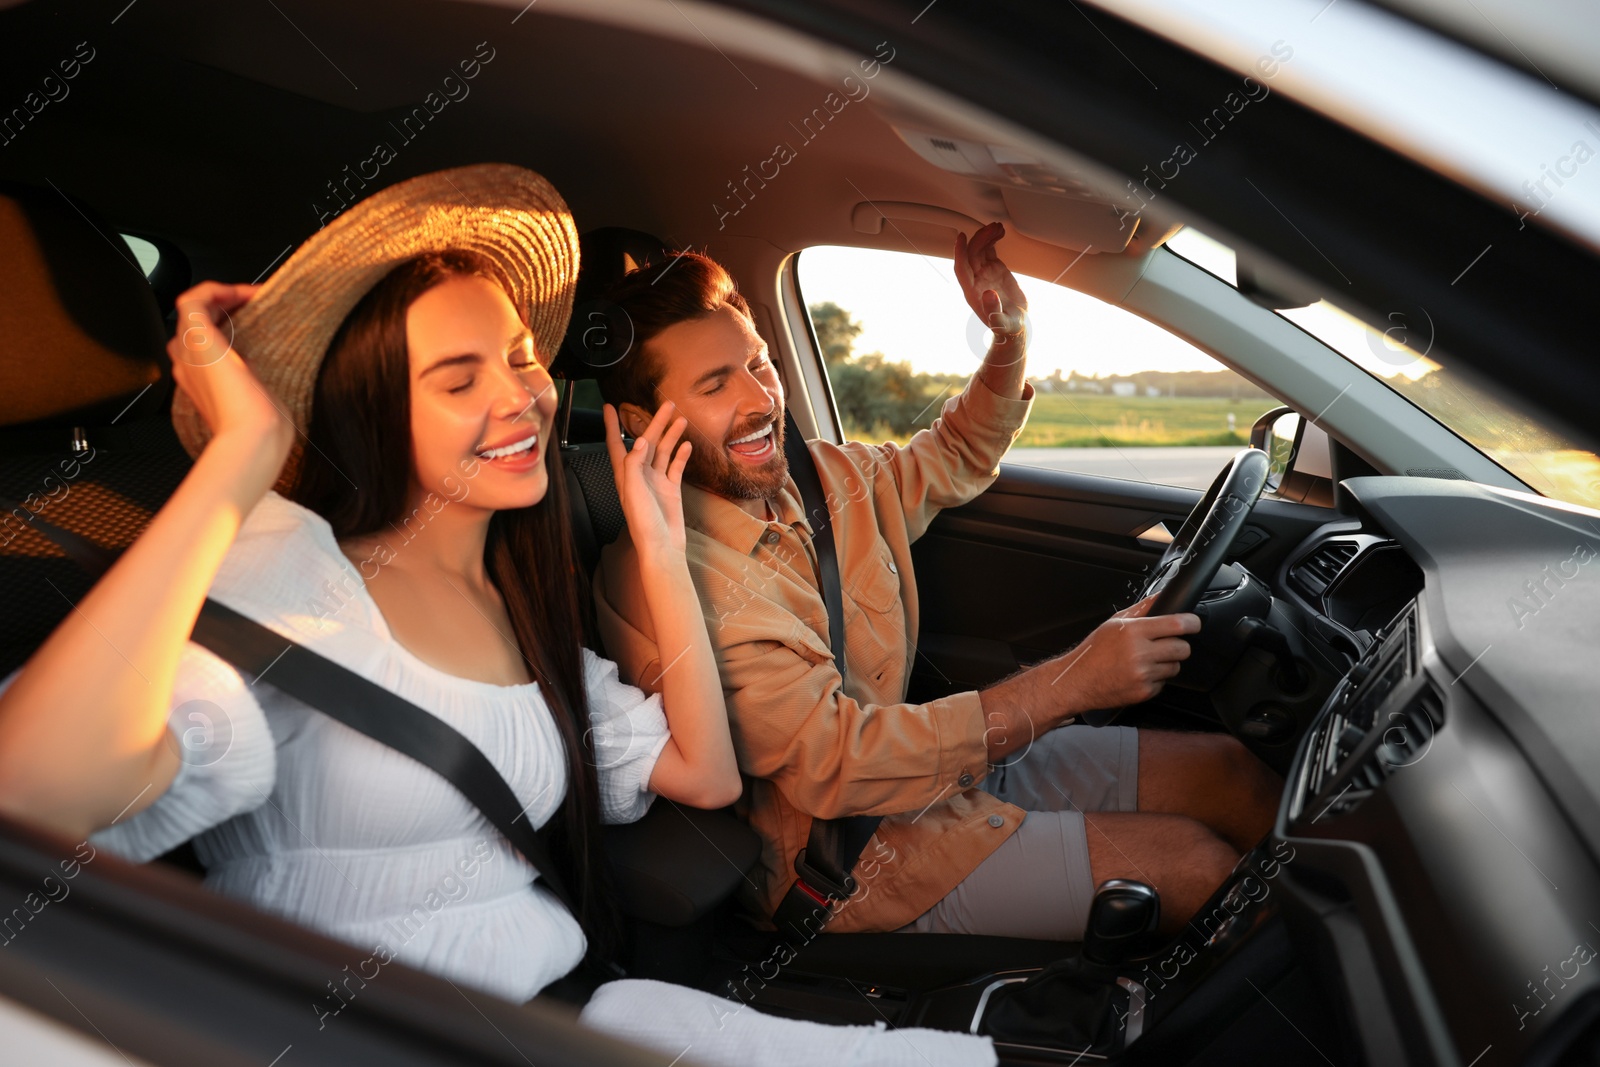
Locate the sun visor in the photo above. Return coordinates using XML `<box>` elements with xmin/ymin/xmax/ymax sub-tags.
<box><xmin>999</xmin><ymin>186</ymin><xmax>1137</xmax><ymax>252</ymax></box>
<box><xmin>891</xmin><ymin>126</ymin><xmax>1136</xmax><ymax>252</ymax></box>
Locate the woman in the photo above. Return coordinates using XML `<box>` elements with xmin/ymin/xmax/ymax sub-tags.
<box><xmin>0</xmin><ymin>165</ymin><xmax>992</xmax><ymax>1065</ymax></box>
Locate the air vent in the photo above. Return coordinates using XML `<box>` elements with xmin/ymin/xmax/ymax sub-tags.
<box><xmin>1294</xmin><ymin>609</ymin><xmax>1425</xmax><ymax>824</ymax></box>
<box><xmin>1301</xmin><ymin>681</ymin><xmax>1438</xmax><ymax>823</ymax></box>
<box><xmin>1373</xmin><ymin>687</ymin><xmax>1438</xmax><ymax>775</ymax></box>
<box><xmin>1291</xmin><ymin>539</ymin><xmax>1360</xmax><ymax>598</ymax></box>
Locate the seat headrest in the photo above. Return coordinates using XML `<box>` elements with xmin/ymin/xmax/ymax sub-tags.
<box><xmin>552</xmin><ymin>226</ymin><xmax>671</xmax><ymax>381</ymax></box>
<box><xmin>0</xmin><ymin>183</ymin><xmax>166</xmax><ymax>427</ymax></box>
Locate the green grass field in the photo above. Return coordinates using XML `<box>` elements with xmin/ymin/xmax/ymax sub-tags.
<box><xmin>1010</xmin><ymin>394</ymin><xmax>1277</xmax><ymax>448</ymax></box>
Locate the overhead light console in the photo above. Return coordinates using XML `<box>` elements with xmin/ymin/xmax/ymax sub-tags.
<box><xmin>890</xmin><ymin>125</ymin><xmax>1146</xmax><ymax>252</ymax></box>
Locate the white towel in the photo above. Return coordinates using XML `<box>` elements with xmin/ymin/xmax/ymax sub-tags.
<box><xmin>580</xmin><ymin>979</ymin><xmax>996</xmax><ymax>1067</ymax></box>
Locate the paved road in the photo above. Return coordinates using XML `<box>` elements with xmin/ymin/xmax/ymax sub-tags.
<box><xmin>1003</xmin><ymin>446</ymin><xmax>1242</xmax><ymax>489</ymax></box>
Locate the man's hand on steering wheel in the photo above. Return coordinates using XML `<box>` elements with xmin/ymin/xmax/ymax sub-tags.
<box><xmin>980</xmin><ymin>595</ymin><xmax>1201</xmax><ymax>761</ymax></box>
<box><xmin>1055</xmin><ymin>595</ymin><xmax>1201</xmax><ymax>714</ymax></box>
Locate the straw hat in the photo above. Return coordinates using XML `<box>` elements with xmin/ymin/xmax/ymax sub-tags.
<box><xmin>171</xmin><ymin>163</ymin><xmax>579</xmax><ymax>485</ymax></box>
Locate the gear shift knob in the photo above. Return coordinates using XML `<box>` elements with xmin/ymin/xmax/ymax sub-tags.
<box><xmin>1082</xmin><ymin>879</ymin><xmax>1160</xmax><ymax>966</ymax></box>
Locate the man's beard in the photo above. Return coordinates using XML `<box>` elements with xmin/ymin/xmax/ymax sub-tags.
<box><xmin>684</xmin><ymin>410</ymin><xmax>790</xmax><ymax>501</ymax></box>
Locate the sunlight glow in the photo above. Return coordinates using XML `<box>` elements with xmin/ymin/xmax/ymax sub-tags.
<box><xmin>799</xmin><ymin>245</ymin><xmax>1228</xmax><ymax>379</ymax></box>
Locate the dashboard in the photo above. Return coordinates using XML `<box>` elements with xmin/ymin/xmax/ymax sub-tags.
<box><xmin>1260</xmin><ymin>477</ymin><xmax>1600</xmax><ymax>1066</ymax></box>
<box><xmin>1188</xmin><ymin>518</ymin><xmax>1426</xmax><ymax>768</ymax></box>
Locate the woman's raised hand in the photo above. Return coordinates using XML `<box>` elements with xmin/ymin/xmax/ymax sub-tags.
<box><xmin>168</xmin><ymin>282</ymin><xmax>294</xmax><ymax>462</ymax></box>
<box><xmin>605</xmin><ymin>402</ymin><xmax>692</xmax><ymax>557</ymax></box>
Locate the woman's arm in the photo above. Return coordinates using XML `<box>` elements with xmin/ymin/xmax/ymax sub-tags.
<box><xmin>0</xmin><ymin>283</ymin><xmax>293</xmax><ymax>838</ymax></box>
<box><xmin>604</xmin><ymin>402</ymin><xmax>740</xmax><ymax>809</ymax></box>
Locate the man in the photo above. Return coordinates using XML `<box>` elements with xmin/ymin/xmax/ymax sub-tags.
<box><xmin>593</xmin><ymin>224</ymin><xmax>1280</xmax><ymax>940</ymax></box>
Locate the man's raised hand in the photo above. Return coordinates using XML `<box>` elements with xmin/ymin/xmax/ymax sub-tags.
<box><xmin>954</xmin><ymin>222</ymin><xmax>1028</xmax><ymax>343</ymax></box>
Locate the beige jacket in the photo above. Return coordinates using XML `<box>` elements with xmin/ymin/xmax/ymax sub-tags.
<box><xmin>593</xmin><ymin>377</ymin><xmax>1034</xmax><ymax>931</ymax></box>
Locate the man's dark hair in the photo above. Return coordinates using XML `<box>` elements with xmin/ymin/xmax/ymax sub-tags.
<box><xmin>595</xmin><ymin>251</ymin><xmax>752</xmax><ymax>412</ymax></box>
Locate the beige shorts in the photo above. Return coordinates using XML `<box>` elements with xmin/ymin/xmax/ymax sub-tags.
<box><xmin>899</xmin><ymin>723</ymin><xmax>1139</xmax><ymax>940</ymax></box>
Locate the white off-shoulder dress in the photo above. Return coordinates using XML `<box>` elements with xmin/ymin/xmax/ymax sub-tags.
<box><xmin>12</xmin><ymin>491</ymin><xmax>993</xmax><ymax>1065</ymax></box>
<box><xmin>88</xmin><ymin>491</ymin><xmax>670</xmax><ymax>1003</ymax></box>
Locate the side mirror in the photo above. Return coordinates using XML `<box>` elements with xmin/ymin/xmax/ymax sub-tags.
<box><xmin>1250</xmin><ymin>406</ymin><xmax>1302</xmax><ymax>494</ymax></box>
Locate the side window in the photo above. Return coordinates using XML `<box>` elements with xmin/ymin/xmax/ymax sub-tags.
<box><xmin>119</xmin><ymin>233</ymin><xmax>161</xmax><ymax>278</ymax></box>
<box><xmin>797</xmin><ymin>245</ymin><xmax>1286</xmax><ymax>490</ymax></box>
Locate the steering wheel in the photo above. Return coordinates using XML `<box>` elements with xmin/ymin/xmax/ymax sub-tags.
<box><xmin>1141</xmin><ymin>448</ymin><xmax>1271</xmax><ymax>615</ymax></box>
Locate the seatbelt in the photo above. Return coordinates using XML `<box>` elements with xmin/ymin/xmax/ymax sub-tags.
<box><xmin>189</xmin><ymin>600</ymin><xmax>582</xmax><ymax>915</ymax></box>
<box><xmin>773</xmin><ymin>411</ymin><xmax>883</xmax><ymax>940</ymax></box>
<box><xmin>4</xmin><ymin>498</ymin><xmax>579</xmax><ymax>917</ymax></box>
<box><xmin>781</xmin><ymin>408</ymin><xmax>846</xmax><ymax>677</ymax></box>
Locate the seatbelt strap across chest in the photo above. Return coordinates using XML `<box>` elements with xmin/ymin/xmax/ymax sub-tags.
<box><xmin>781</xmin><ymin>409</ymin><xmax>847</xmax><ymax>678</ymax></box>
<box><xmin>775</xmin><ymin>410</ymin><xmax>883</xmax><ymax>938</ymax></box>
<box><xmin>5</xmin><ymin>498</ymin><xmax>580</xmax><ymax>917</ymax></box>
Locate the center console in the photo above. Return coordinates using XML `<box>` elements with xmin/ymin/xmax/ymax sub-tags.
<box><xmin>1286</xmin><ymin>601</ymin><xmax>1435</xmax><ymax>828</ymax></box>
<box><xmin>904</xmin><ymin>837</ymin><xmax>1300</xmax><ymax>1062</ymax></box>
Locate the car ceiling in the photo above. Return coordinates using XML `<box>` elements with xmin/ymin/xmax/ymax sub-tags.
<box><xmin>0</xmin><ymin>0</ymin><xmax>1154</xmax><ymax>286</ymax></box>
<box><xmin>5</xmin><ymin>0</ymin><xmax>1600</xmax><ymax>450</ymax></box>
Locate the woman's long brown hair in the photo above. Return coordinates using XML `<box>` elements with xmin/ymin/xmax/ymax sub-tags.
<box><xmin>290</xmin><ymin>250</ymin><xmax>615</xmax><ymax>957</ymax></box>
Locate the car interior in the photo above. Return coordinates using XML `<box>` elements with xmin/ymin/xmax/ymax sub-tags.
<box><xmin>2</xmin><ymin>1</ymin><xmax>1599</xmax><ymax>1065</ymax></box>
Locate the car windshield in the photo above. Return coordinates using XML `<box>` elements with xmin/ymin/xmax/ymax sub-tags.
<box><xmin>1167</xmin><ymin>229</ymin><xmax>1600</xmax><ymax>511</ymax></box>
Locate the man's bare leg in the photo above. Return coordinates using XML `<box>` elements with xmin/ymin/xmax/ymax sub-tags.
<box><xmin>1134</xmin><ymin>730</ymin><xmax>1282</xmax><ymax>852</ymax></box>
<box><xmin>1083</xmin><ymin>812</ymin><xmax>1237</xmax><ymax>936</ymax></box>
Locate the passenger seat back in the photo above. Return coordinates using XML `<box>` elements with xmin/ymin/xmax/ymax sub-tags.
<box><xmin>0</xmin><ymin>183</ymin><xmax>189</xmax><ymax>678</ymax></box>
<box><xmin>554</xmin><ymin>227</ymin><xmax>672</xmax><ymax>579</ymax></box>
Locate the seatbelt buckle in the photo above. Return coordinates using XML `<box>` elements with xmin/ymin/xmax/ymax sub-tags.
<box><xmin>793</xmin><ymin>847</ymin><xmax>857</xmax><ymax>904</ymax></box>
